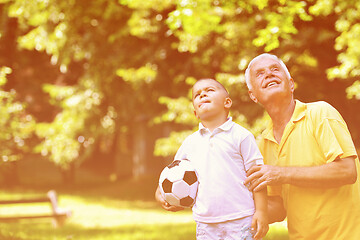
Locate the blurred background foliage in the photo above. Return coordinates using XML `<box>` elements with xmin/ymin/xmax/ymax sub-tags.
<box><xmin>0</xmin><ymin>0</ymin><xmax>359</xmax><ymax>184</ymax></box>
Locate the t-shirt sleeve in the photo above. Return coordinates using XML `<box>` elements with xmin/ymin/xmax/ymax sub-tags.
<box><xmin>313</xmin><ymin>103</ymin><xmax>357</xmax><ymax>163</ymax></box>
<box><xmin>174</xmin><ymin>138</ymin><xmax>189</xmax><ymax>161</ymax></box>
<box><xmin>241</xmin><ymin>133</ymin><xmax>264</xmax><ymax>171</ymax></box>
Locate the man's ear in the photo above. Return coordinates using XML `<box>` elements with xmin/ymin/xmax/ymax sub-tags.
<box><xmin>248</xmin><ymin>90</ymin><xmax>258</xmax><ymax>103</ymax></box>
<box><xmin>289</xmin><ymin>78</ymin><xmax>295</xmax><ymax>93</ymax></box>
<box><xmin>224</xmin><ymin>97</ymin><xmax>232</xmax><ymax>109</ymax></box>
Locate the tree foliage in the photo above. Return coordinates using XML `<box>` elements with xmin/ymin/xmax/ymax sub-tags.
<box><xmin>0</xmin><ymin>67</ymin><xmax>35</xmax><ymax>163</ymax></box>
<box><xmin>153</xmin><ymin>0</ymin><xmax>360</xmax><ymax>156</ymax></box>
<box><xmin>0</xmin><ymin>0</ymin><xmax>359</xmax><ymax>174</ymax></box>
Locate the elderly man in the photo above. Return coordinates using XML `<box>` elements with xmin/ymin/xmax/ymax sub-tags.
<box><xmin>244</xmin><ymin>53</ymin><xmax>360</xmax><ymax>240</ymax></box>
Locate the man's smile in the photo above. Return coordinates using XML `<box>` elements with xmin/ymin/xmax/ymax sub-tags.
<box><xmin>263</xmin><ymin>79</ymin><xmax>281</xmax><ymax>88</ymax></box>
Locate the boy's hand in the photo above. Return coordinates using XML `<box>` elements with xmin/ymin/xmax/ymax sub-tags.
<box><xmin>251</xmin><ymin>210</ymin><xmax>269</xmax><ymax>240</ymax></box>
<box><xmin>155</xmin><ymin>186</ymin><xmax>184</xmax><ymax>212</ymax></box>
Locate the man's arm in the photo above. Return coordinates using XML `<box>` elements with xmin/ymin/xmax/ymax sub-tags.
<box><xmin>268</xmin><ymin>196</ymin><xmax>286</xmax><ymax>224</ymax></box>
<box><xmin>245</xmin><ymin>156</ymin><xmax>357</xmax><ymax>192</ymax></box>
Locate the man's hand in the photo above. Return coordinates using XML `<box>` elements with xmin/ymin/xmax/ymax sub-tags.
<box><xmin>245</xmin><ymin>165</ymin><xmax>283</xmax><ymax>192</ymax></box>
<box><xmin>155</xmin><ymin>186</ymin><xmax>184</xmax><ymax>212</ymax></box>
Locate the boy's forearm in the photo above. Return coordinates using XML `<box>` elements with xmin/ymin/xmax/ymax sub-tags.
<box><xmin>253</xmin><ymin>188</ymin><xmax>268</xmax><ymax>212</ymax></box>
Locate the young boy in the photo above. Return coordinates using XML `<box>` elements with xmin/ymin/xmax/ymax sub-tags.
<box><xmin>155</xmin><ymin>78</ymin><xmax>268</xmax><ymax>240</ymax></box>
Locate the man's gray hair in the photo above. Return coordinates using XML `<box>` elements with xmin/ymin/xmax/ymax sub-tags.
<box><xmin>244</xmin><ymin>53</ymin><xmax>291</xmax><ymax>90</ymax></box>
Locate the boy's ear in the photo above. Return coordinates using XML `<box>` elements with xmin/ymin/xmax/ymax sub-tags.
<box><xmin>248</xmin><ymin>90</ymin><xmax>258</xmax><ymax>103</ymax></box>
<box><xmin>194</xmin><ymin>110</ymin><xmax>200</xmax><ymax>119</ymax></box>
<box><xmin>224</xmin><ymin>97</ymin><xmax>232</xmax><ymax>109</ymax></box>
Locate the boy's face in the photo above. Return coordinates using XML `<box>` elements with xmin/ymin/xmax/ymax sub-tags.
<box><xmin>192</xmin><ymin>79</ymin><xmax>232</xmax><ymax>121</ymax></box>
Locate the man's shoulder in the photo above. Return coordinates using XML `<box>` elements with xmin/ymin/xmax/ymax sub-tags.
<box><xmin>305</xmin><ymin>101</ymin><xmax>343</xmax><ymax>122</ymax></box>
<box><xmin>307</xmin><ymin>100</ymin><xmax>333</xmax><ymax>110</ymax></box>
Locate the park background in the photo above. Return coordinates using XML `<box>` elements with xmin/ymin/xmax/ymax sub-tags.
<box><xmin>0</xmin><ymin>0</ymin><xmax>359</xmax><ymax>239</ymax></box>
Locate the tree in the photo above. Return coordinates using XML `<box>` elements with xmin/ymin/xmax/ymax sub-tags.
<box><xmin>0</xmin><ymin>67</ymin><xmax>36</xmax><ymax>184</ymax></box>
<box><xmin>0</xmin><ymin>0</ymin><xmax>359</xmax><ymax>182</ymax></box>
<box><xmin>154</xmin><ymin>0</ymin><xmax>360</xmax><ymax>157</ymax></box>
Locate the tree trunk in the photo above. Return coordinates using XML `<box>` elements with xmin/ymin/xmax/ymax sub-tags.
<box><xmin>60</xmin><ymin>162</ymin><xmax>75</xmax><ymax>185</ymax></box>
<box><xmin>114</xmin><ymin>129</ymin><xmax>133</xmax><ymax>179</ymax></box>
<box><xmin>1</xmin><ymin>161</ymin><xmax>19</xmax><ymax>187</ymax></box>
<box><xmin>132</xmin><ymin>120</ymin><xmax>147</xmax><ymax>179</ymax></box>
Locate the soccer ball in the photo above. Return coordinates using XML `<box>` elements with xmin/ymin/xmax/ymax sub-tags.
<box><xmin>159</xmin><ymin>159</ymin><xmax>199</xmax><ymax>208</ymax></box>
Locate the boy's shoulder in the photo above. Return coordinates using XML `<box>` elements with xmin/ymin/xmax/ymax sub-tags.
<box><xmin>182</xmin><ymin>129</ymin><xmax>202</xmax><ymax>142</ymax></box>
<box><xmin>183</xmin><ymin>120</ymin><xmax>254</xmax><ymax>142</ymax></box>
<box><xmin>231</xmin><ymin>121</ymin><xmax>253</xmax><ymax>136</ymax></box>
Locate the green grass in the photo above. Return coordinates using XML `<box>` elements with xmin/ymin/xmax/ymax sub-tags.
<box><xmin>0</xmin><ymin>175</ymin><xmax>289</xmax><ymax>240</ymax></box>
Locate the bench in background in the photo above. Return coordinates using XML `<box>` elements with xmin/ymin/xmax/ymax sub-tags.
<box><xmin>0</xmin><ymin>190</ymin><xmax>72</xmax><ymax>227</ymax></box>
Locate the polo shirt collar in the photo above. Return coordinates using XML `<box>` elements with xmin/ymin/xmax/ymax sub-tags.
<box><xmin>199</xmin><ymin>117</ymin><xmax>234</xmax><ymax>134</ymax></box>
<box><xmin>292</xmin><ymin>100</ymin><xmax>306</xmax><ymax>123</ymax></box>
<box><xmin>262</xmin><ymin>100</ymin><xmax>306</xmax><ymax>141</ymax></box>
<box><xmin>262</xmin><ymin>120</ymin><xmax>274</xmax><ymax>142</ymax></box>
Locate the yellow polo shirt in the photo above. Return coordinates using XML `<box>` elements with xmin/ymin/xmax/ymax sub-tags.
<box><xmin>259</xmin><ymin>100</ymin><xmax>360</xmax><ymax>240</ymax></box>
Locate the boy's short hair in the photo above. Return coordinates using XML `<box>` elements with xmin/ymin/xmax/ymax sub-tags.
<box><xmin>194</xmin><ymin>78</ymin><xmax>229</xmax><ymax>96</ymax></box>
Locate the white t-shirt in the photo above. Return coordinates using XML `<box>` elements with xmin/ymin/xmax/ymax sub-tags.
<box><xmin>175</xmin><ymin>117</ymin><xmax>263</xmax><ymax>223</ymax></box>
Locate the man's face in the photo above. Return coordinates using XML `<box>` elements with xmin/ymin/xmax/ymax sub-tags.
<box><xmin>248</xmin><ymin>56</ymin><xmax>294</xmax><ymax>104</ymax></box>
<box><xmin>192</xmin><ymin>79</ymin><xmax>231</xmax><ymax>121</ymax></box>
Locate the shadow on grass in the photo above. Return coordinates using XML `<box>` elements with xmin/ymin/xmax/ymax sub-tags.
<box><xmin>1</xmin><ymin>174</ymin><xmax>160</xmax><ymax>202</ymax></box>
<box><xmin>0</xmin><ymin>222</ymin><xmax>196</xmax><ymax>240</ymax></box>
<box><xmin>0</xmin><ymin>221</ymin><xmax>289</xmax><ymax>240</ymax></box>
<box><xmin>0</xmin><ymin>174</ymin><xmax>289</xmax><ymax>240</ymax></box>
